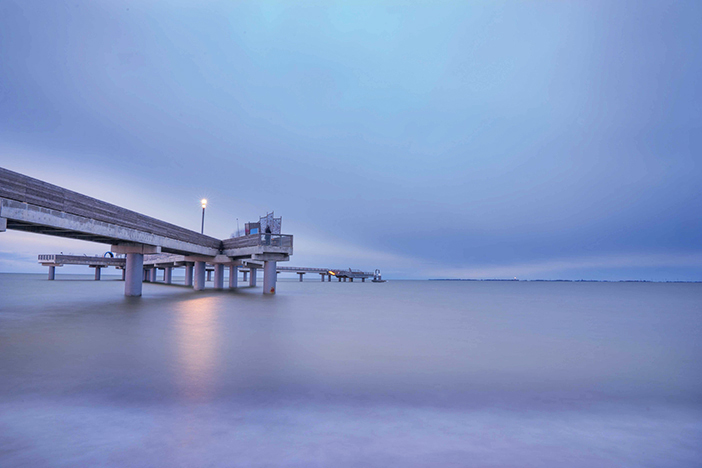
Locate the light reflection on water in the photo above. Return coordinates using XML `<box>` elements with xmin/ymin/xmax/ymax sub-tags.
<box><xmin>174</xmin><ymin>297</ymin><xmax>219</xmax><ymax>402</ymax></box>
<box><xmin>0</xmin><ymin>274</ymin><xmax>701</xmax><ymax>467</ymax></box>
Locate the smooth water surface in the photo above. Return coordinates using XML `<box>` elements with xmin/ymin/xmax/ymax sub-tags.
<box><xmin>1</xmin><ymin>274</ymin><xmax>701</xmax><ymax>467</ymax></box>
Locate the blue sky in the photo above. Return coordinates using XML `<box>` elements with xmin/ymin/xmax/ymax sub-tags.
<box><xmin>1</xmin><ymin>0</ymin><xmax>700</xmax><ymax>280</ymax></box>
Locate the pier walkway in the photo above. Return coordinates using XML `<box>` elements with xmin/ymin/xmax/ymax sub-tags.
<box><xmin>2</xmin><ymin>167</ymin><xmax>292</xmax><ymax>296</ymax></box>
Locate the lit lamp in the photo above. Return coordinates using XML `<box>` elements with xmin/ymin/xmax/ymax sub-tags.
<box><xmin>200</xmin><ymin>199</ymin><xmax>207</xmax><ymax>234</ymax></box>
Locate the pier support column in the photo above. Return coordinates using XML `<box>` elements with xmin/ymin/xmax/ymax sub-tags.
<box><xmin>328</xmin><ymin>274</ymin><xmax>332</xmax><ymax>282</ymax></box>
<box><xmin>349</xmin><ymin>277</ymin><xmax>353</xmax><ymax>282</ymax></box>
<box><xmin>124</xmin><ymin>253</ymin><xmax>144</xmax><ymax>297</ymax></box>
<box><xmin>149</xmin><ymin>268</ymin><xmax>157</xmax><ymax>283</ymax></box>
<box><xmin>298</xmin><ymin>272</ymin><xmax>305</xmax><ymax>282</ymax></box>
<box><xmin>143</xmin><ymin>269</ymin><xmax>149</xmax><ymax>282</ymax></box>
<box><xmin>164</xmin><ymin>267</ymin><xmax>172</xmax><ymax>284</ymax></box>
<box><xmin>92</xmin><ymin>266</ymin><xmax>102</xmax><ymax>281</ymax></box>
<box><xmin>229</xmin><ymin>265</ymin><xmax>238</xmax><ymax>288</ymax></box>
<box><xmin>111</xmin><ymin>241</ymin><xmax>161</xmax><ymax>296</ymax></box>
<box><xmin>338</xmin><ymin>277</ymin><xmax>342</xmax><ymax>282</ymax></box>
<box><xmin>214</xmin><ymin>264</ymin><xmax>224</xmax><ymax>290</ymax></box>
<box><xmin>121</xmin><ymin>268</ymin><xmax>126</xmax><ymax>281</ymax></box>
<box><xmin>243</xmin><ymin>270</ymin><xmax>249</xmax><ymax>282</ymax></box>
<box><xmin>249</xmin><ymin>267</ymin><xmax>257</xmax><ymax>287</ymax></box>
<box><xmin>184</xmin><ymin>264</ymin><xmax>194</xmax><ymax>287</ymax></box>
<box><xmin>206</xmin><ymin>269</ymin><xmax>213</xmax><ymax>282</ymax></box>
<box><xmin>48</xmin><ymin>265</ymin><xmax>56</xmax><ymax>280</ymax></box>
<box><xmin>362</xmin><ymin>277</ymin><xmax>365</xmax><ymax>282</ymax></box>
<box><xmin>194</xmin><ymin>261</ymin><xmax>206</xmax><ymax>291</ymax></box>
<box><xmin>263</xmin><ymin>261</ymin><xmax>277</xmax><ymax>294</ymax></box>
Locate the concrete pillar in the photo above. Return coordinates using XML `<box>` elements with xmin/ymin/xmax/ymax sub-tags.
<box><xmin>143</xmin><ymin>269</ymin><xmax>149</xmax><ymax>282</ymax></box>
<box><xmin>48</xmin><ymin>266</ymin><xmax>56</xmax><ymax>280</ymax></box>
<box><xmin>124</xmin><ymin>253</ymin><xmax>144</xmax><ymax>297</ymax></box>
<box><xmin>338</xmin><ymin>277</ymin><xmax>342</xmax><ymax>282</ymax></box>
<box><xmin>164</xmin><ymin>267</ymin><xmax>172</xmax><ymax>284</ymax></box>
<box><xmin>194</xmin><ymin>261</ymin><xmax>206</xmax><ymax>291</ymax></box>
<box><xmin>298</xmin><ymin>272</ymin><xmax>305</xmax><ymax>282</ymax></box>
<box><xmin>214</xmin><ymin>264</ymin><xmax>224</xmax><ymax>290</ymax></box>
<box><xmin>149</xmin><ymin>268</ymin><xmax>157</xmax><ymax>283</ymax></box>
<box><xmin>232</xmin><ymin>265</ymin><xmax>241</xmax><ymax>288</ymax></box>
<box><xmin>328</xmin><ymin>274</ymin><xmax>332</xmax><ymax>282</ymax></box>
<box><xmin>249</xmin><ymin>267</ymin><xmax>257</xmax><ymax>287</ymax></box>
<box><xmin>362</xmin><ymin>277</ymin><xmax>365</xmax><ymax>282</ymax></box>
<box><xmin>319</xmin><ymin>273</ymin><xmax>325</xmax><ymax>282</ymax></box>
<box><xmin>350</xmin><ymin>277</ymin><xmax>354</xmax><ymax>282</ymax></box>
<box><xmin>263</xmin><ymin>261</ymin><xmax>277</xmax><ymax>294</ymax></box>
<box><xmin>184</xmin><ymin>264</ymin><xmax>194</xmax><ymax>287</ymax></box>
<box><xmin>94</xmin><ymin>266</ymin><xmax>102</xmax><ymax>281</ymax></box>
<box><xmin>121</xmin><ymin>268</ymin><xmax>126</xmax><ymax>281</ymax></box>
<box><xmin>206</xmin><ymin>269</ymin><xmax>213</xmax><ymax>282</ymax></box>
<box><xmin>243</xmin><ymin>270</ymin><xmax>249</xmax><ymax>282</ymax></box>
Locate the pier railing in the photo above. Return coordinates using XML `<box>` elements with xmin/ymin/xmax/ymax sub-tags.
<box><xmin>38</xmin><ymin>254</ymin><xmax>125</xmax><ymax>266</ymax></box>
<box><xmin>222</xmin><ymin>234</ymin><xmax>293</xmax><ymax>250</ymax></box>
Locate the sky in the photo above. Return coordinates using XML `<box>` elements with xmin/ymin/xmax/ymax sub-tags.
<box><xmin>0</xmin><ymin>0</ymin><xmax>701</xmax><ymax>280</ymax></box>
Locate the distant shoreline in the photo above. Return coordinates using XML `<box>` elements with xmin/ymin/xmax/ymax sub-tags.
<box><xmin>428</xmin><ymin>278</ymin><xmax>702</xmax><ymax>283</ymax></box>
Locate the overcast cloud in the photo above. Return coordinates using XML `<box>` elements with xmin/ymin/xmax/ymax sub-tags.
<box><xmin>1</xmin><ymin>0</ymin><xmax>700</xmax><ymax>280</ymax></box>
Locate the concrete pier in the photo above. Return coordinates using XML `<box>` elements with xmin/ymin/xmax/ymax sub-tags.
<box><xmin>124</xmin><ymin>253</ymin><xmax>144</xmax><ymax>297</ymax></box>
<box><xmin>149</xmin><ymin>268</ymin><xmax>157</xmax><ymax>283</ymax></box>
<box><xmin>91</xmin><ymin>266</ymin><xmax>102</xmax><ymax>281</ymax></box>
<box><xmin>249</xmin><ymin>267</ymin><xmax>257</xmax><ymax>287</ymax></box>
<box><xmin>184</xmin><ymin>264</ymin><xmax>194</xmax><ymax>287</ymax></box>
<box><xmin>298</xmin><ymin>272</ymin><xmax>305</xmax><ymax>282</ymax></box>
<box><xmin>206</xmin><ymin>269</ymin><xmax>212</xmax><ymax>282</ymax></box>
<box><xmin>121</xmin><ymin>269</ymin><xmax>126</xmax><ymax>281</ymax></box>
<box><xmin>164</xmin><ymin>267</ymin><xmax>172</xmax><ymax>285</ymax></box>
<box><xmin>5</xmin><ymin>168</ymin><xmax>294</xmax><ymax>296</ymax></box>
<box><xmin>243</xmin><ymin>271</ymin><xmax>249</xmax><ymax>282</ymax></box>
<box><xmin>48</xmin><ymin>265</ymin><xmax>56</xmax><ymax>280</ymax></box>
<box><xmin>263</xmin><ymin>261</ymin><xmax>277</xmax><ymax>294</ymax></box>
<box><xmin>229</xmin><ymin>265</ymin><xmax>238</xmax><ymax>288</ymax></box>
<box><xmin>214</xmin><ymin>264</ymin><xmax>224</xmax><ymax>290</ymax></box>
<box><xmin>194</xmin><ymin>261</ymin><xmax>206</xmax><ymax>291</ymax></box>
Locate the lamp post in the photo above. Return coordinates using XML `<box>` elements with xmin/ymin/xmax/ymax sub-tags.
<box><xmin>200</xmin><ymin>199</ymin><xmax>207</xmax><ymax>234</ymax></box>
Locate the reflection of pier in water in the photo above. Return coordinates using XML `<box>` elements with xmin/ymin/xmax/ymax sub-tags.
<box><xmin>175</xmin><ymin>297</ymin><xmax>218</xmax><ymax>401</ymax></box>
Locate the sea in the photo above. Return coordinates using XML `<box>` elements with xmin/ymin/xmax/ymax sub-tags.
<box><xmin>1</xmin><ymin>273</ymin><xmax>701</xmax><ymax>467</ymax></box>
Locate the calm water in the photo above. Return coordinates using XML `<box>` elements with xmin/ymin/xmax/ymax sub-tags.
<box><xmin>1</xmin><ymin>273</ymin><xmax>701</xmax><ymax>467</ymax></box>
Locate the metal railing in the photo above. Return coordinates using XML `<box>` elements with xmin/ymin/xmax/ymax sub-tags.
<box><xmin>222</xmin><ymin>233</ymin><xmax>293</xmax><ymax>250</ymax></box>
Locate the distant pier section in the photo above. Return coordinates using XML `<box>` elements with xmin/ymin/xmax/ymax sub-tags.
<box><xmin>37</xmin><ymin>254</ymin><xmax>384</xmax><ymax>284</ymax></box>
